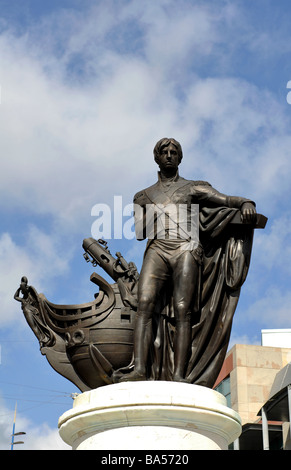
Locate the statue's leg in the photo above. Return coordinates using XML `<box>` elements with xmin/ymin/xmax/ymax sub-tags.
<box><xmin>130</xmin><ymin>309</ymin><xmax>153</xmax><ymax>379</ymax></box>
<box><xmin>119</xmin><ymin>248</ymin><xmax>169</xmax><ymax>381</ymax></box>
<box><xmin>172</xmin><ymin>251</ymin><xmax>199</xmax><ymax>382</ymax></box>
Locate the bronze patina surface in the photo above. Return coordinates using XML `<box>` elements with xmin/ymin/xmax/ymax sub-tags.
<box><xmin>15</xmin><ymin>138</ymin><xmax>267</xmax><ymax>390</ymax></box>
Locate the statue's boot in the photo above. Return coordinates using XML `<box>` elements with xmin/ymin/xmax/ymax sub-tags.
<box><xmin>118</xmin><ymin>311</ymin><xmax>152</xmax><ymax>382</ymax></box>
<box><xmin>172</xmin><ymin>317</ymin><xmax>191</xmax><ymax>383</ymax></box>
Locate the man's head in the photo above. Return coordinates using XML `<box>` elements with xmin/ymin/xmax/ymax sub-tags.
<box><xmin>153</xmin><ymin>138</ymin><xmax>183</xmax><ymax>165</ymax></box>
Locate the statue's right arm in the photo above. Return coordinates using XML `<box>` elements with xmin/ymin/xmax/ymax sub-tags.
<box><xmin>14</xmin><ymin>288</ymin><xmax>21</xmax><ymax>301</ymax></box>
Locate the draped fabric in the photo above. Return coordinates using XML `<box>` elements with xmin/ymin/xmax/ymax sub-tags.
<box><xmin>147</xmin><ymin>206</ymin><xmax>254</xmax><ymax>388</ymax></box>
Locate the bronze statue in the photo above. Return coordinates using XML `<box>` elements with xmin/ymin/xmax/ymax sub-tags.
<box><xmin>14</xmin><ymin>138</ymin><xmax>267</xmax><ymax>390</ymax></box>
<box><xmin>113</xmin><ymin>138</ymin><xmax>264</xmax><ymax>386</ymax></box>
<box><xmin>14</xmin><ymin>276</ymin><xmax>54</xmax><ymax>347</ymax></box>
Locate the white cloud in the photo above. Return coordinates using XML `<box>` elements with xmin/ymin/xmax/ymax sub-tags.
<box><xmin>0</xmin><ymin>1</ymin><xmax>289</xmax><ymax>231</ymax></box>
<box><xmin>0</xmin><ymin>26</ymin><xmax>177</xmax><ymax>222</ymax></box>
<box><xmin>253</xmin><ymin>215</ymin><xmax>291</xmax><ymax>276</ymax></box>
<box><xmin>0</xmin><ymin>228</ymin><xmax>72</xmax><ymax>328</ymax></box>
<box><xmin>244</xmin><ymin>288</ymin><xmax>291</xmax><ymax>330</ymax></box>
<box><xmin>141</xmin><ymin>3</ymin><xmax>219</xmax><ymax>68</ymax></box>
<box><xmin>0</xmin><ymin>398</ymin><xmax>69</xmax><ymax>450</ymax></box>
<box><xmin>20</xmin><ymin>423</ymin><xmax>69</xmax><ymax>450</ymax></box>
<box><xmin>180</xmin><ymin>77</ymin><xmax>291</xmax><ymax>197</ymax></box>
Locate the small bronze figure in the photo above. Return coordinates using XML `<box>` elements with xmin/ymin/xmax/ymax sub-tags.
<box><xmin>14</xmin><ymin>276</ymin><xmax>53</xmax><ymax>347</ymax></box>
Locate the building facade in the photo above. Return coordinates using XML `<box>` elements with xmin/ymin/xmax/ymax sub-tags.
<box><xmin>214</xmin><ymin>337</ymin><xmax>291</xmax><ymax>450</ymax></box>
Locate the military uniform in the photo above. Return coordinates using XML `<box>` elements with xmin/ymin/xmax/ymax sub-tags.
<box><xmin>134</xmin><ymin>171</ymin><xmax>253</xmax><ymax>296</ymax></box>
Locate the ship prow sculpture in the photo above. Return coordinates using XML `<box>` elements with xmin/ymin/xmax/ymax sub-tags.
<box><xmin>14</xmin><ymin>238</ymin><xmax>139</xmax><ymax>392</ymax></box>
<box><xmin>14</xmin><ymin>138</ymin><xmax>268</xmax><ymax>391</ymax></box>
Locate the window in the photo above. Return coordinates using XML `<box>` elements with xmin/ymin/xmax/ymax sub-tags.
<box><xmin>215</xmin><ymin>375</ymin><xmax>231</xmax><ymax>408</ymax></box>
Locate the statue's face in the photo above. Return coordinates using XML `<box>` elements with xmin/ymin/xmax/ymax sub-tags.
<box><xmin>157</xmin><ymin>143</ymin><xmax>180</xmax><ymax>173</ymax></box>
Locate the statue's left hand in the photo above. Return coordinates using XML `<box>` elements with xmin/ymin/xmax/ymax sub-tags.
<box><xmin>241</xmin><ymin>202</ymin><xmax>257</xmax><ymax>223</ymax></box>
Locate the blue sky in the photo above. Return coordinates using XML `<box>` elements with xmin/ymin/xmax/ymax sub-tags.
<box><xmin>0</xmin><ymin>0</ymin><xmax>291</xmax><ymax>450</ymax></box>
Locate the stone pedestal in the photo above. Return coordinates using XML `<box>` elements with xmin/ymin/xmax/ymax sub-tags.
<box><xmin>58</xmin><ymin>381</ymin><xmax>241</xmax><ymax>450</ymax></box>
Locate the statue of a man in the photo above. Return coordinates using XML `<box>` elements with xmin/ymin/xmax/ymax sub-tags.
<box><xmin>114</xmin><ymin>137</ymin><xmax>256</xmax><ymax>384</ymax></box>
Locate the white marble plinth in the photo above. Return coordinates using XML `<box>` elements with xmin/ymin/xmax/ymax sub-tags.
<box><xmin>58</xmin><ymin>381</ymin><xmax>241</xmax><ymax>450</ymax></box>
